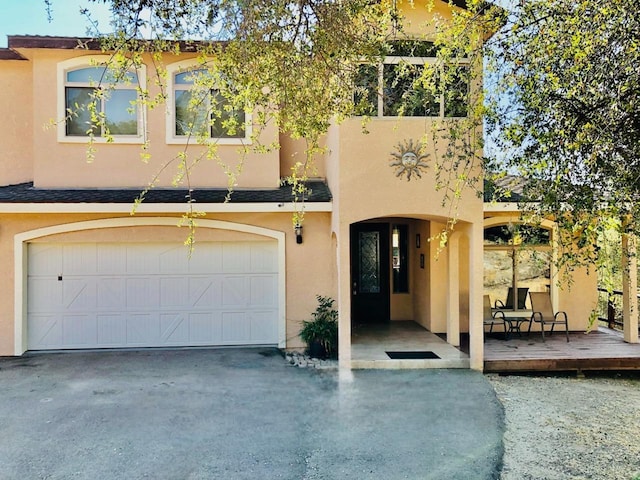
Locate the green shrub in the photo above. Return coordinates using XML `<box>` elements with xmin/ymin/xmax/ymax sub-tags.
<box><xmin>299</xmin><ymin>295</ymin><xmax>338</xmax><ymax>359</ymax></box>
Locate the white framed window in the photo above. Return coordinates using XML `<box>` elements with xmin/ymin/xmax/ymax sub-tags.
<box><xmin>354</xmin><ymin>40</ymin><xmax>469</xmax><ymax>118</ymax></box>
<box><xmin>166</xmin><ymin>60</ymin><xmax>251</xmax><ymax>145</ymax></box>
<box><xmin>57</xmin><ymin>56</ymin><xmax>146</xmax><ymax>144</ymax></box>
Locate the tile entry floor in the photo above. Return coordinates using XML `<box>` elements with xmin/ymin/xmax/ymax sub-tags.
<box><xmin>351</xmin><ymin>321</ymin><xmax>470</xmax><ymax>369</ymax></box>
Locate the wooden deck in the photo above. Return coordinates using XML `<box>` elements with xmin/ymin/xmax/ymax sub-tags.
<box><xmin>484</xmin><ymin>327</ymin><xmax>640</xmax><ymax>373</ymax></box>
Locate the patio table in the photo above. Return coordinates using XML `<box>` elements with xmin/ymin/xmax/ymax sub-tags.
<box><xmin>495</xmin><ymin>310</ymin><xmax>532</xmax><ymax>340</ymax></box>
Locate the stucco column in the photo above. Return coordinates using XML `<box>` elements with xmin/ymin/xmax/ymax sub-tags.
<box><xmin>622</xmin><ymin>233</ymin><xmax>639</xmax><ymax>343</ymax></box>
<box><xmin>338</xmin><ymin>223</ymin><xmax>352</xmax><ymax>369</ymax></box>
<box><xmin>468</xmin><ymin>221</ymin><xmax>484</xmax><ymax>371</ymax></box>
<box><xmin>447</xmin><ymin>232</ymin><xmax>460</xmax><ymax>346</ymax></box>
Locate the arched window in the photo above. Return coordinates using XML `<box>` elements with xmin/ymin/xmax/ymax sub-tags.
<box><xmin>167</xmin><ymin>62</ymin><xmax>250</xmax><ymax>144</ymax></box>
<box><xmin>58</xmin><ymin>57</ymin><xmax>145</xmax><ymax>143</ymax></box>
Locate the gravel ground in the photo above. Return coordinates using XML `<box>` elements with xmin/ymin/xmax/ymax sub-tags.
<box><xmin>488</xmin><ymin>373</ymin><xmax>640</xmax><ymax>480</ymax></box>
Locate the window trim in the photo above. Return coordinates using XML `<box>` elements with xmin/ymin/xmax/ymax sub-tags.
<box><xmin>57</xmin><ymin>55</ymin><xmax>146</xmax><ymax>144</ymax></box>
<box><xmin>165</xmin><ymin>59</ymin><xmax>252</xmax><ymax>145</ymax></box>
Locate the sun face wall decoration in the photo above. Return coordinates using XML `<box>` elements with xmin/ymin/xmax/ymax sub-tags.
<box><xmin>389</xmin><ymin>139</ymin><xmax>430</xmax><ymax>181</ymax></box>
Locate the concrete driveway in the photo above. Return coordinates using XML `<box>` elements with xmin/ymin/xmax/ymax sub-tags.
<box><xmin>0</xmin><ymin>348</ymin><xmax>503</xmax><ymax>479</ymax></box>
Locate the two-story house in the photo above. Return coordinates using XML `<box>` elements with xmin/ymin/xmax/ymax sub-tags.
<box><xmin>0</xmin><ymin>0</ymin><xmax>600</xmax><ymax>371</ymax></box>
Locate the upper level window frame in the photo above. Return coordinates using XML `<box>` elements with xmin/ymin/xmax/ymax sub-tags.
<box><xmin>57</xmin><ymin>55</ymin><xmax>146</xmax><ymax>144</ymax></box>
<box><xmin>354</xmin><ymin>42</ymin><xmax>470</xmax><ymax>119</ymax></box>
<box><xmin>166</xmin><ymin>60</ymin><xmax>252</xmax><ymax>145</ymax></box>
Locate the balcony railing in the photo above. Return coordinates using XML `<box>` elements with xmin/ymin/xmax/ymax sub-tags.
<box><xmin>596</xmin><ymin>287</ymin><xmax>640</xmax><ymax>331</ymax></box>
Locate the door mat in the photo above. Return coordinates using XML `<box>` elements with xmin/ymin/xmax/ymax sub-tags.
<box><xmin>386</xmin><ymin>351</ymin><xmax>440</xmax><ymax>359</ymax></box>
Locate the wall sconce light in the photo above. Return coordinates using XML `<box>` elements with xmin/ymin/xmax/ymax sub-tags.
<box><xmin>294</xmin><ymin>223</ymin><xmax>303</xmax><ymax>244</ymax></box>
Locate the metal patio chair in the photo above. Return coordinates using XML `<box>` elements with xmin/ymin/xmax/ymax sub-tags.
<box><xmin>495</xmin><ymin>287</ymin><xmax>529</xmax><ymax>310</ymax></box>
<box><xmin>528</xmin><ymin>291</ymin><xmax>570</xmax><ymax>342</ymax></box>
<box><xmin>484</xmin><ymin>295</ymin><xmax>507</xmax><ymax>339</ymax></box>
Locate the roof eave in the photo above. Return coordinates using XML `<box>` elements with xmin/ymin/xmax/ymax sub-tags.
<box><xmin>0</xmin><ymin>48</ymin><xmax>27</xmax><ymax>60</ymax></box>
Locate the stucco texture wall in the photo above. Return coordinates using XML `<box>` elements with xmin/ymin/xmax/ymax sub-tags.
<box><xmin>0</xmin><ymin>59</ymin><xmax>33</xmax><ymax>185</ymax></box>
<box><xmin>15</xmin><ymin>49</ymin><xmax>280</xmax><ymax>189</ymax></box>
<box><xmin>0</xmin><ymin>211</ymin><xmax>336</xmax><ymax>355</ymax></box>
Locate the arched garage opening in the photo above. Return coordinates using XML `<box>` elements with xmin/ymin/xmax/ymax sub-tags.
<box><xmin>14</xmin><ymin>217</ymin><xmax>286</xmax><ymax>355</ymax></box>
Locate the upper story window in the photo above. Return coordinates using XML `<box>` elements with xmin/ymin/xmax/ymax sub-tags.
<box><xmin>58</xmin><ymin>56</ymin><xmax>145</xmax><ymax>144</ymax></box>
<box><xmin>167</xmin><ymin>61</ymin><xmax>250</xmax><ymax>145</ymax></box>
<box><xmin>354</xmin><ymin>40</ymin><xmax>469</xmax><ymax>118</ymax></box>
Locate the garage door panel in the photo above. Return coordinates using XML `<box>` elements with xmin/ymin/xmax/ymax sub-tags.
<box><xmin>160</xmin><ymin>277</ymin><xmax>189</xmax><ymax>307</ymax></box>
<box><xmin>28</xmin><ymin>278</ymin><xmax>62</xmax><ymax>312</ymax></box>
<box><xmin>222</xmin><ymin>276</ymin><xmax>248</xmax><ymax>307</ymax></box>
<box><xmin>160</xmin><ymin>313</ymin><xmax>189</xmax><ymax>344</ymax></box>
<box><xmin>222</xmin><ymin>244</ymin><xmax>251</xmax><ymax>273</ymax></box>
<box><xmin>96</xmin><ymin>278</ymin><xmax>126</xmax><ymax>309</ymax></box>
<box><xmin>63</xmin><ymin>244</ymin><xmax>97</xmax><ymax>275</ymax></box>
<box><xmin>126</xmin><ymin>278</ymin><xmax>160</xmax><ymax>308</ymax></box>
<box><xmin>62</xmin><ymin>315</ymin><xmax>97</xmax><ymax>346</ymax></box>
<box><xmin>250</xmin><ymin>311</ymin><xmax>279</xmax><ymax>343</ymax></box>
<box><xmin>188</xmin><ymin>245</ymin><xmax>224</xmax><ymax>274</ymax></box>
<box><xmin>222</xmin><ymin>311</ymin><xmax>251</xmax><ymax>343</ymax></box>
<box><xmin>188</xmin><ymin>313</ymin><xmax>218</xmax><ymax>344</ymax></box>
<box><xmin>126</xmin><ymin>314</ymin><xmax>160</xmax><ymax>345</ymax></box>
<box><xmin>250</xmin><ymin>243</ymin><xmax>278</xmax><ymax>272</ymax></box>
<box><xmin>97</xmin><ymin>314</ymin><xmax>127</xmax><ymax>346</ymax></box>
<box><xmin>63</xmin><ymin>279</ymin><xmax>95</xmax><ymax>310</ymax></box>
<box><xmin>96</xmin><ymin>244</ymin><xmax>127</xmax><ymax>275</ymax></box>
<box><xmin>250</xmin><ymin>276</ymin><xmax>278</xmax><ymax>307</ymax></box>
<box><xmin>126</xmin><ymin>245</ymin><xmax>162</xmax><ymax>274</ymax></box>
<box><xmin>28</xmin><ymin>245</ymin><xmax>62</xmax><ymax>275</ymax></box>
<box><xmin>28</xmin><ymin>314</ymin><xmax>61</xmax><ymax>349</ymax></box>
<box><xmin>28</xmin><ymin>241</ymin><xmax>279</xmax><ymax>350</ymax></box>
<box><xmin>159</xmin><ymin>246</ymin><xmax>191</xmax><ymax>274</ymax></box>
<box><xmin>190</xmin><ymin>278</ymin><xmax>222</xmax><ymax>308</ymax></box>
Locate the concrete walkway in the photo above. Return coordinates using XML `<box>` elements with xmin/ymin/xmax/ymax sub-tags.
<box><xmin>0</xmin><ymin>348</ymin><xmax>503</xmax><ymax>479</ymax></box>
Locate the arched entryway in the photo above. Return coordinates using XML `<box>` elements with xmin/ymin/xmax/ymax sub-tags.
<box><xmin>346</xmin><ymin>217</ymin><xmax>481</xmax><ymax>369</ymax></box>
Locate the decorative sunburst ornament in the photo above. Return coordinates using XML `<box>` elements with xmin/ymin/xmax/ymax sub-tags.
<box><xmin>389</xmin><ymin>139</ymin><xmax>430</xmax><ymax>181</ymax></box>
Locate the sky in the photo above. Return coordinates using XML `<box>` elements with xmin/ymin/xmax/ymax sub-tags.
<box><xmin>0</xmin><ymin>0</ymin><xmax>112</xmax><ymax>48</ymax></box>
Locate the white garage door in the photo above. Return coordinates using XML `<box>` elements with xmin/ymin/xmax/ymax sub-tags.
<box><xmin>27</xmin><ymin>242</ymin><xmax>279</xmax><ymax>350</ymax></box>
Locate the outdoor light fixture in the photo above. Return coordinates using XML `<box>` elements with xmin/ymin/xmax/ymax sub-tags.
<box><xmin>294</xmin><ymin>223</ymin><xmax>303</xmax><ymax>244</ymax></box>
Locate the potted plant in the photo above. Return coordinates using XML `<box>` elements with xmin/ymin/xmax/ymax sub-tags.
<box><xmin>299</xmin><ymin>295</ymin><xmax>338</xmax><ymax>360</ymax></box>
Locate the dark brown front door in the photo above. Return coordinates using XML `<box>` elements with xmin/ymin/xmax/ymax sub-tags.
<box><xmin>350</xmin><ymin>223</ymin><xmax>390</xmax><ymax>325</ymax></box>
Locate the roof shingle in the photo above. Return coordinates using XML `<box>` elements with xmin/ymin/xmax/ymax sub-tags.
<box><xmin>0</xmin><ymin>181</ymin><xmax>332</xmax><ymax>204</ymax></box>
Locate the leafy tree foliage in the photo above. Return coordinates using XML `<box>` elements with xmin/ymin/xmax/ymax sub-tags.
<box><xmin>66</xmin><ymin>0</ymin><xmax>400</xmax><ymax>234</ymax></box>
<box><xmin>87</xmin><ymin>0</ymin><xmax>392</xmax><ymax>149</ymax></box>
<box><xmin>479</xmin><ymin>0</ymin><xmax>640</xmax><ymax>273</ymax></box>
<box><xmin>47</xmin><ymin>0</ymin><xmax>640</xmax><ymax>275</ymax></box>
<box><xmin>55</xmin><ymin>0</ymin><xmax>500</xmax><ymax>240</ymax></box>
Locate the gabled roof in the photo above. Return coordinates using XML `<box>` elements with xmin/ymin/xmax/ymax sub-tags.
<box><xmin>0</xmin><ymin>181</ymin><xmax>332</xmax><ymax>204</ymax></box>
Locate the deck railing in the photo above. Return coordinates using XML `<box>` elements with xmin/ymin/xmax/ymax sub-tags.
<box><xmin>596</xmin><ymin>288</ymin><xmax>640</xmax><ymax>331</ymax></box>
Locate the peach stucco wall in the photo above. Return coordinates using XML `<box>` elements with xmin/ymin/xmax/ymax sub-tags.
<box><xmin>9</xmin><ymin>49</ymin><xmax>280</xmax><ymax>189</ymax></box>
<box><xmin>279</xmin><ymin>135</ymin><xmax>327</xmax><ymax>180</ymax></box>
<box><xmin>0</xmin><ymin>211</ymin><xmax>336</xmax><ymax>355</ymax></box>
<box><xmin>333</xmin><ymin>117</ymin><xmax>483</xmax><ymax>226</ymax></box>
<box><xmin>399</xmin><ymin>0</ymin><xmax>457</xmax><ymax>36</ymax></box>
<box><xmin>0</xmin><ymin>59</ymin><xmax>33</xmax><ymax>185</ymax></box>
<box><xmin>556</xmin><ymin>266</ymin><xmax>599</xmax><ymax>331</ymax></box>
